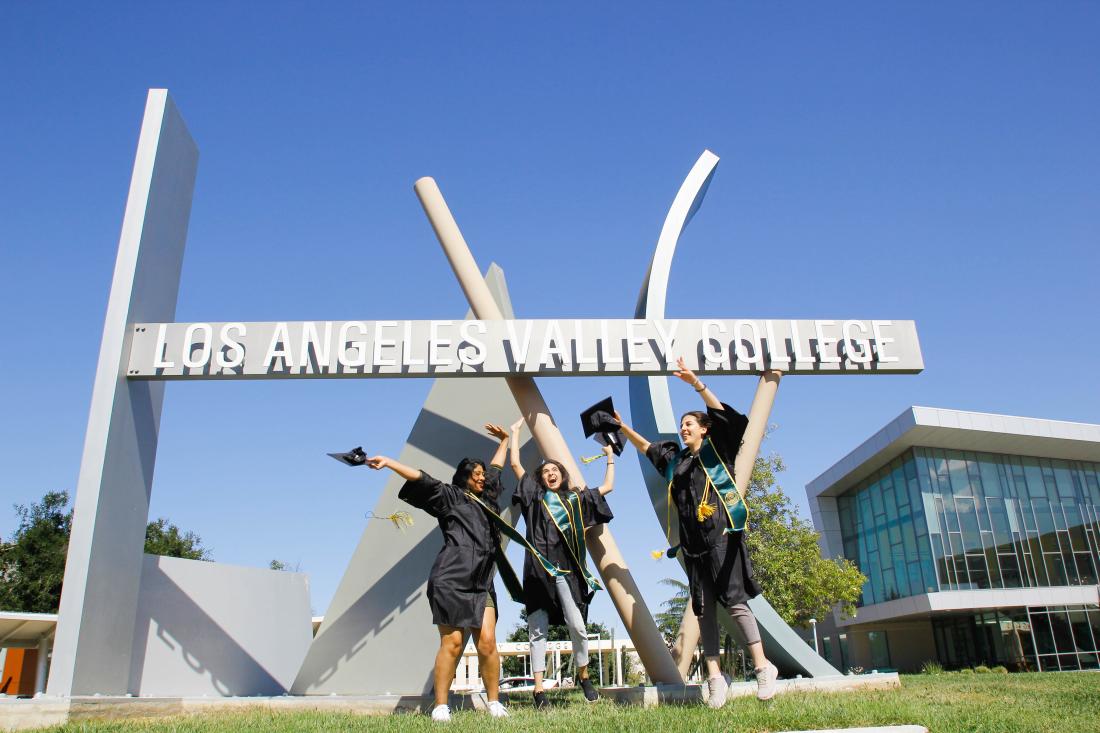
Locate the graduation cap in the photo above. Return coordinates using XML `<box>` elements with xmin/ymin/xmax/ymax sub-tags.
<box><xmin>328</xmin><ymin>446</ymin><xmax>368</xmax><ymax>467</ymax></box>
<box><xmin>580</xmin><ymin>397</ymin><xmax>624</xmax><ymax>456</ymax></box>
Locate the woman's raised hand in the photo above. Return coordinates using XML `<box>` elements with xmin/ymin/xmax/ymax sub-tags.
<box><xmin>485</xmin><ymin>423</ymin><xmax>508</xmax><ymax>441</ymax></box>
<box><xmin>601</xmin><ymin>443</ymin><xmax>614</xmax><ymax>457</ymax></box>
<box><xmin>366</xmin><ymin>456</ymin><xmax>390</xmax><ymax>470</ymax></box>
<box><xmin>672</xmin><ymin>355</ymin><xmax>699</xmax><ymax>386</ymax></box>
<box><xmin>510</xmin><ymin>417</ymin><xmax>525</xmax><ymax>434</ymax></box>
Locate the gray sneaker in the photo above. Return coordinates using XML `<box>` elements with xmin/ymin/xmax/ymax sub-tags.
<box><xmin>706</xmin><ymin>674</ymin><xmax>729</xmax><ymax>709</ymax></box>
<box><xmin>755</xmin><ymin>662</ymin><xmax>779</xmax><ymax>701</ymax></box>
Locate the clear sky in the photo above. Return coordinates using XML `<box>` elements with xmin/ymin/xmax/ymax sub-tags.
<box><xmin>2</xmin><ymin>2</ymin><xmax>1098</xmax><ymax>641</ymax></box>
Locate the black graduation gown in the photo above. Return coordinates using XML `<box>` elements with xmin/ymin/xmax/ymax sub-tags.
<box><xmin>646</xmin><ymin>402</ymin><xmax>762</xmax><ymax>617</ymax></box>
<box><xmin>512</xmin><ymin>475</ymin><xmax>613</xmax><ymax>626</ymax></box>
<box><xmin>398</xmin><ymin>466</ymin><xmax>502</xmax><ymax>629</ymax></box>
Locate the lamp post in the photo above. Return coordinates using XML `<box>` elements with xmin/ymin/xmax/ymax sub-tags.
<box><xmin>809</xmin><ymin>618</ymin><xmax>819</xmax><ymax>655</ymax></box>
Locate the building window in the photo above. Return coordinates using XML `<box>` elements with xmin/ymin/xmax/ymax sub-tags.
<box><xmin>868</xmin><ymin>631</ymin><xmax>891</xmax><ymax>671</ymax></box>
<box><xmin>837</xmin><ymin>448</ymin><xmax>1100</xmax><ymax>607</ymax></box>
<box><xmin>930</xmin><ymin>605</ymin><xmax>1100</xmax><ymax>671</ymax></box>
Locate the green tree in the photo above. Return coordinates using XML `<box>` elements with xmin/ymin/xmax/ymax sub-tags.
<box><xmin>654</xmin><ymin>577</ymin><xmax>689</xmax><ymax>647</ymax></box>
<box><xmin>0</xmin><ymin>491</ymin><xmax>213</xmax><ymax>613</ymax></box>
<box><xmin>744</xmin><ymin>453</ymin><xmax>865</xmax><ymax>626</ymax></box>
<box><xmin>144</xmin><ymin>518</ymin><xmax>211</xmax><ymax>560</ymax></box>
<box><xmin>0</xmin><ymin>491</ymin><xmax>71</xmax><ymax>613</ymax></box>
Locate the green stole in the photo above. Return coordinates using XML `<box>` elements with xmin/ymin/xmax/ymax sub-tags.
<box><xmin>464</xmin><ymin>490</ymin><xmax>566</xmax><ymax>604</ymax></box>
<box><xmin>663</xmin><ymin>437</ymin><xmax>748</xmax><ymax>558</ymax></box>
<box><xmin>541</xmin><ymin>490</ymin><xmax>603</xmax><ymax>593</ymax></box>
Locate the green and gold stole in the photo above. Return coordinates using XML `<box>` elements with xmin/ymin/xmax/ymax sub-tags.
<box><xmin>464</xmin><ymin>490</ymin><xmax>567</xmax><ymax>603</ymax></box>
<box><xmin>542</xmin><ymin>489</ymin><xmax>603</xmax><ymax>593</ymax></box>
<box><xmin>661</xmin><ymin>437</ymin><xmax>748</xmax><ymax>558</ymax></box>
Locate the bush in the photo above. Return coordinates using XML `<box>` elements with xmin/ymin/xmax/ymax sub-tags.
<box><xmin>991</xmin><ymin>665</ymin><xmax>1009</xmax><ymax>674</ymax></box>
<box><xmin>920</xmin><ymin>660</ymin><xmax>943</xmax><ymax>675</ymax></box>
<box><xmin>959</xmin><ymin>668</ymin><xmax>975</xmax><ymax>674</ymax></box>
<box><xmin>974</xmin><ymin>664</ymin><xmax>991</xmax><ymax>673</ymax></box>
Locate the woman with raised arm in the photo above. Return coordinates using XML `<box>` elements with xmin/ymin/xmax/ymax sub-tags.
<box><xmin>615</xmin><ymin>357</ymin><xmax>780</xmax><ymax>706</ymax></box>
<box><xmin>366</xmin><ymin>424</ymin><xmax>513</xmax><ymax>723</ymax></box>
<box><xmin>508</xmin><ymin>417</ymin><xmax>614</xmax><ymax>709</ymax></box>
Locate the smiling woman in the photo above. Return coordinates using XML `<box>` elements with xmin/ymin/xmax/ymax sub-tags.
<box><xmin>364</xmin><ymin>424</ymin><xmax>514</xmax><ymax>722</ymax></box>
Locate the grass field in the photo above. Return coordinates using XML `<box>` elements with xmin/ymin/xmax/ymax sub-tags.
<box><xmin>35</xmin><ymin>672</ymin><xmax>1100</xmax><ymax>733</ymax></box>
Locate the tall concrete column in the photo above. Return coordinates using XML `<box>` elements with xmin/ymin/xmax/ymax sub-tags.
<box><xmin>414</xmin><ymin>177</ymin><xmax>682</xmax><ymax>685</ymax></box>
<box><xmin>48</xmin><ymin>90</ymin><xmax>198</xmax><ymax>696</ymax></box>
<box><xmin>671</xmin><ymin>370</ymin><xmax>782</xmax><ymax>675</ymax></box>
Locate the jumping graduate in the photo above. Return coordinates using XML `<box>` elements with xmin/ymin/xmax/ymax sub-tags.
<box><xmin>365</xmin><ymin>424</ymin><xmax>514</xmax><ymax>723</ymax></box>
<box><xmin>616</xmin><ymin>357</ymin><xmax>780</xmax><ymax>706</ymax></box>
<box><xmin>507</xmin><ymin>417</ymin><xmax>614</xmax><ymax>709</ymax></box>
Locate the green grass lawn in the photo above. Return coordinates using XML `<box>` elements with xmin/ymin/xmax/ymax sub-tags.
<box><xmin>37</xmin><ymin>672</ymin><xmax>1100</xmax><ymax>733</ymax></box>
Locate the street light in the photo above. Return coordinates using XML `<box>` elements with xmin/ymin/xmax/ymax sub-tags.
<box><xmin>809</xmin><ymin>618</ymin><xmax>819</xmax><ymax>655</ymax></box>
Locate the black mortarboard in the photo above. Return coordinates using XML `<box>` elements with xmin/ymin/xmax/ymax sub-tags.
<box><xmin>328</xmin><ymin>446</ymin><xmax>367</xmax><ymax>467</ymax></box>
<box><xmin>580</xmin><ymin>397</ymin><xmax>624</xmax><ymax>456</ymax></box>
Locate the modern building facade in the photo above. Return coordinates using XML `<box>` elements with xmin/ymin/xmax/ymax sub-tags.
<box><xmin>807</xmin><ymin>407</ymin><xmax>1100</xmax><ymax>672</ymax></box>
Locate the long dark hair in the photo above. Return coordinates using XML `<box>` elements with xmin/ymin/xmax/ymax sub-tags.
<box><xmin>452</xmin><ymin>457</ymin><xmax>486</xmax><ymax>489</ymax></box>
<box><xmin>535</xmin><ymin>459</ymin><xmax>574</xmax><ymax>493</ymax></box>
<box><xmin>680</xmin><ymin>410</ymin><xmax>712</xmax><ymax>433</ymax></box>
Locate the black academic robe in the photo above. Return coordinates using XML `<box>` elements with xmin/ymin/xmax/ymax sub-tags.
<box><xmin>646</xmin><ymin>402</ymin><xmax>762</xmax><ymax>617</ymax></box>
<box><xmin>399</xmin><ymin>466</ymin><xmax>502</xmax><ymax>629</ymax></box>
<box><xmin>512</xmin><ymin>474</ymin><xmax>613</xmax><ymax>626</ymax></box>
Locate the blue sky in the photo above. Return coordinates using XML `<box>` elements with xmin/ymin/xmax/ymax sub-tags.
<box><xmin>1</xmin><ymin>2</ymin><xmax>1098</xmax><ymax>639</ymax></box>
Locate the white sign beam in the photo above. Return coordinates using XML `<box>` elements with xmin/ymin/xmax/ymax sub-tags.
<box><xmin>127</xmin><ymin>318</ymin><xmax>922</xmax><ymax>379</ymax></box>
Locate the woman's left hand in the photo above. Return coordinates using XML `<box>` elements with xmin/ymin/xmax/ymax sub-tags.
<box><xmin>485</xmin><ymin>423</ymin><xmax>508</xmax><ymax>441</ymax></box>
<box><xmin>601</xmin><ymin>444</ymin><xmax>614</xmax><ymax>457</ymax></box>
<box><xmin>672</xmin><ymin>355</ymin><xmax>698</xmax><ymax>386</ymax></box>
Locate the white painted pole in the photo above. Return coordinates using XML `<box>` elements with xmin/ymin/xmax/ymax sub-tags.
<box><xmin>34</xmin><ymin>635</ymin><xmax>50</xmax><ymax>695</ymax></box>
<box><xmin>414</xmin><ymin>177</ymin><xmax>682</xmax><ymax>685</ymax></box>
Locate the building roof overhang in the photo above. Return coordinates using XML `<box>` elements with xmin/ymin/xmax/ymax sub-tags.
<box><xmin>836</xmin><ymin>585</ymin><xmax>1100</xmax><ymax>627</ymax></box>
<box><xmin>807</xmin><ymin>407</ymin><xmax>1100</xmax><ymax>500</ymax></box>
<box><xmin>0</xmin><ymin>611</ymin><xmax>57</xmax><ymax>649</ymax></box>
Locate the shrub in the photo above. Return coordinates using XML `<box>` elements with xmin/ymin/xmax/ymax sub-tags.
<box><xmin>959</xmin><ymin>668</ymin><xmax>975</xmax><ymax>674</ymax></box>
<box><xmin>920</xmin><ymin>660</ymin><xmax>943</xmax><ymax>675</ymax></box>
<box><xmin>974</xmin><ymin>664</ymin><xmax>991</xmax><ymax>673</ymax></box>
<box><xmin>991</xmin><ymin>665</ymin><xmax>1009</xmax><ymax>674</ymax></box>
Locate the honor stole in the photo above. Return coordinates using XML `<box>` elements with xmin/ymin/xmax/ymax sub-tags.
<box><xmin>464</xmin><ymin>490</ymin><xmax>567</xmax><ymax>603</ymax></box>
<box><xmin>541</xmin><ymin>490</ymin><xmax>603</xmax><ymax>593</ymax></box>
<box><xmin>661</xmin><ymin>437</ymin><xmax>748</xmax><ymax>558</ymax></box>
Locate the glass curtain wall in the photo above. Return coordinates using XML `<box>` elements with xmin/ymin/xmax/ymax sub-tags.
<box><xmin>932</xmin><ymin>605</ymin><xmax>1100</xmax><ymax>671</ymax></box>
<box><xmin>838</xmin><ymin>449</ymin><xmax>1100</xmax><ymax>605</ymax></box>
<box><xmin>837</xmin><ymin>454</ymin><xmax>938</xmax><ymax>605</ymax></box>
<box><xmin>915</xmin><ymin>449</ymin><xmax>1100</xmax><ymax>593</ymax></box>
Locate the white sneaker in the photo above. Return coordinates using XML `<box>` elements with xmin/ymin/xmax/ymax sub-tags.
<box><xmin>755</xmin><ymin>662</ymin><xmax>779</xmax><ymax>701</ymax></box>
<box><xmin>706</xmin><ymin>674</ymin><xmax>728</xmax><ymax>709</ymax></box>
<box><xmin>487</xmin><ymin>700</ymin><xmax>509</xmax><ymax>718</ymax></box>
<box><xmin>431</xmin><ymin>704</ymin><xmax>452</xmax><ymax>722</ymax></box>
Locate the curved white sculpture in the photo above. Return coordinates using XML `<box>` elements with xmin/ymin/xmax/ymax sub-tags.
<box><xmin>628</xmin><ymin>151</ymin><xmax>840</xmax><ymax>679</ymax></box>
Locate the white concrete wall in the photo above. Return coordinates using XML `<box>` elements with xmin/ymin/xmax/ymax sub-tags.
<box><xmin>129</xmin><ymin>555</ymin><xmax>312</xmax><ymax>697</ymax></box>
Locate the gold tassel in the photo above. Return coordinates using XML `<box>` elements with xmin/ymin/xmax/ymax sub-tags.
<box><xmin>651</xmin><ymin>550</ymin><xmax>664</xmax><ymax>561</ymax></box>
<box><xmin>367</xmin><ymin>511</ymin><xmax>415</xmax><ymax>532</ymax></box>
<box><xmin>696</xmin><ymin>501</ymin><xmax>715</xmax><ymax>522</ymax></box>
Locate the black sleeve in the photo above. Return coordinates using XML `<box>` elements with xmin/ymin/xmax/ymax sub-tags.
<box><xmin>511</xmin><ymin>473</ymin><xmax>541</xmax><ymax>508</ymax></box>
<box><xmin>707</xmin><ymin>402</ymin><xmax>749</xmax><ymax>458</ymax></box>
<box><xmin>483</xmin><ymin>464</ymin><xmax>503</xmax><ymax>503</ymax></box>
<box><xmin>645</xmin><ymin>440</ymin><xmax>681</xmax><ymax>478</ymax></box>
<box><xmin>579</xmin><ymin>487</ymin><xmax>614</xmax><ymax>527</ymax></box>
<box><xmin>397</xmin><ymin>471</ymin><xmax>458</xmax><ymax>518</ymax></box>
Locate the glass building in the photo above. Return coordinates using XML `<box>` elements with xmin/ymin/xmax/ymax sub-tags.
<box><xmin>807</xmin><ymin>407</ymin><xmax>1100</xmax><ymax>672</ymax></box>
